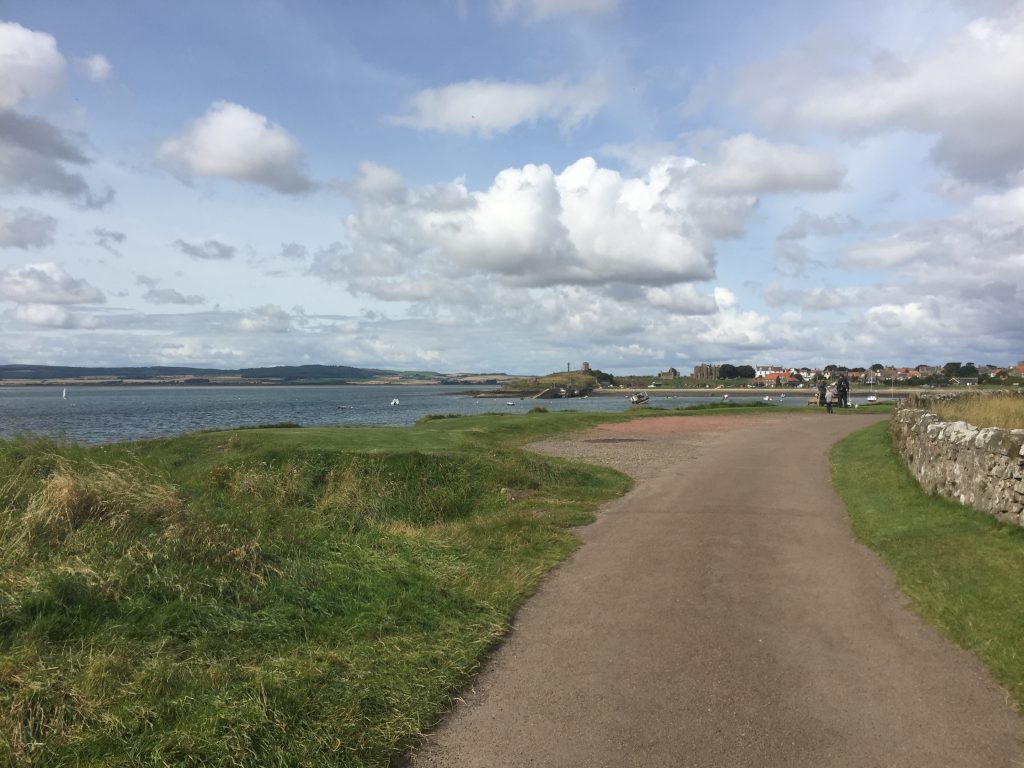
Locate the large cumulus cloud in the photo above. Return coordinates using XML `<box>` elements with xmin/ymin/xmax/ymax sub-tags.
<box><xmin>0</xmin><ymin>22</ymin><xmax>113</xmax><ymax>207</ymax></box>
<box><xmin>737</xmin><ymin>10</ymin><xmax>1024</xmax><ymax>183</ymax></box>
<box><xmin>315</xmin><ymin>139</ymin><xmax>843</xmax><ymax>301</ymax></box>
<box><xmin>0</xmin><ymin>22</ymin><xmax>65</xmax><ymax>108</ymax></box>
<box><xmin>159</xmin><ymin>101</ymin><xmax>313</xmax><ymax>194</ymax></box>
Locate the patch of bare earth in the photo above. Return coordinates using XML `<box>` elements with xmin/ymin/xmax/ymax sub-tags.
<box><xmin>528</xmin><ymin>414</ymin><xmax>782</xmax><ymax>480</ymax></box>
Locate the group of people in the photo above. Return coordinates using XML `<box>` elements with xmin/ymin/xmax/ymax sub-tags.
<box><xmin>817</xmin><ymin>374</ymin><xmax>850</xmax><ymax>413</ymax></box>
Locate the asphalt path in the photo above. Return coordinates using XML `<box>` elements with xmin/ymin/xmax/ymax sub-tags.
<box><xmin>408</xmin><ymin>412</ymin><xmax>1024</xmax><ymax>767</ymax></box>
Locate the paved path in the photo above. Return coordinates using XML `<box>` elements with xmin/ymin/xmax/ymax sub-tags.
<box><xmin>409</xmin><ymin>413</ymin><xmax>1024</xmax><ymax>767</ymax></box>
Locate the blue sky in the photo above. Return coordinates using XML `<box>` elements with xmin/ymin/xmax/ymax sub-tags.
<box><xmin>1</xmin><ymin>0</ymin><xmax>1022</xmax><ymax>374</ymax></box>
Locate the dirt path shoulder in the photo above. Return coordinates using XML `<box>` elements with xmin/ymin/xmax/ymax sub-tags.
<box><xmin>410</xmin><ymin>413</ymin><xmax>1024</xmax><ymax>767</ymax></box>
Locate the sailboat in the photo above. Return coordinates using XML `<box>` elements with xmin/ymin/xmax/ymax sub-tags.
<box><xmin>865</xmin><ymin>377</ymin><xmax>878</xmax><ymax>403</ymax></box>
<box><xmin>62</xmin><ymin>387</ymin><xmax>67</xmax><ymax>400</ymax></box>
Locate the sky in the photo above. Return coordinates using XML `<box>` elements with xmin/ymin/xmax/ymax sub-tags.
<box><xmin>1</xmin><ymin>0</ymin><xmax>1023</xmax><ymax>375</ymax></box>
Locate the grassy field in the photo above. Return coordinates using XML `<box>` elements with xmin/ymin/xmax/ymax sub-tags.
<box><xmin>832</xmin><ymin>421</ymin><xmax>1024</xmax><ymax>708</ymax></box>
<box><xmin>0</xmin><ymin>403</ymin><xmax>779</xmax><ymax>766</ymax></box>
<box><xmin>928</xmin><ymin>391</ymin><xmax>1024</xmax><ymax>429</ymax></box>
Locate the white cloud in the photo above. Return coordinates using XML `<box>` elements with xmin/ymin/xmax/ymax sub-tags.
<box><xmin>763</xmin><ymin>282</ymin><xmax>866</xmax><ymax>310</ymax></box>
<box><xmin>279</xmin><ymin>242</ymin><xmax>308</xmax><ymax>261</ymax></box>
<box><xmin>843</xmin><ymin>236</ymin><xmax>930</xmax><ymax>268</ymax></box>
<box><xmin>174</xmin><ymin>238</ymin><xmax>236</xmax><ymax>260</ymax></box>
<box><xmin>693</xmin><ymin>134</ymin><xmax>845</xmax><ymax>194</ymax></box>
<box><xmin>320</xmin><ymin>142</ymin><xmax>837</xmax><ymax>303</ymax></box>
<box><xmin>390</xmin><ymin>77</ymin><xmax>608</xmax><ymax>136</ymax></box>
<box><xmin>643</xmin><ymin>284</ymin><xmax>718</xmax><ymax>315</ymax></box>
<box><xmin>0</xmin><ymin>262</ymin><xmax>104</xmax><ymax>304</ymax></box>
<box><xmin>697</xmin><ymin>306</ymin><xmax>770</xmax><ymax>347</ymax></box>
<box><xmin>237</xmin><ymin>304</ymin><xmax>293</xmax><ymax>332</ymax></box>
<box><xmin>6</xmin><ymin>302</ymin><xmax>99</xmax><ymax>329</ymax></box>
<box><xmin>738</xmin><ymin>11</ymin><xmax>1024</xmax><ymax>182</ymax></box>
<box><xmin>865</xmin><ymin>301</ymin><xmax>929</xmax><ymax>330</ymax></box>
<box><xmin>0</xmin><ymin>22</ymin><xmax>65</xmax><ymax>108</ymax></box>
<box><xmin>77</xmin><ymin>54</ymin><xmax>112</xmax><ymax>82</ymax></box>
<box><xmin>0</xmin><ymin>207</ymin><xmax>57</xmax><ymax>249</ymax></box>
<box><xmin>972</xmin><ymin>185</ymin><xmax>1024</xmax><ymax>229</ymax></box>
<box><xmin>158</xmin><ymin>101</ymin><xmax>312</xmax><ymax>193</ymax></box>
<box><xmin>493</xmin><ymin>0</ymin><xmax>618</xmax><ymax>21</ymax></box>
<box><xmin>94</xmin><ymin>228</ymin><xmax>125</xmax><ymax>256</ymax></box>
<box><xmin>777</xmin><ymin>210</ymin><xmax>862</xmax><ymax>241</ymax></box>
<box><xmin>143</xmin><ymin>287</ymin><xmax>204</xmax><ymax>306</ymax></box>
<box><xmin>0</xmin><ymin>111</ymin><xmax>114</xmax><ymax>208</ymax></box>
<box><xmin>321</xmin><ymin>155</ymin><xmax>735</xmax><ymax>293</ymax></box>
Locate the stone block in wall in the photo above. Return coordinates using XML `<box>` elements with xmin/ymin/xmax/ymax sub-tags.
<box><xmin>890</xmin><ymin>394</ymin><xmax>1024</xmax><ymax>524</ymax></box>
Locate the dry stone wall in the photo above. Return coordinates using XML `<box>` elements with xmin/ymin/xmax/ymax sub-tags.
<box><xmin>890</xmin><ymin>394</ymin><xmax>1024</xmax><ymax>525</ymax></box>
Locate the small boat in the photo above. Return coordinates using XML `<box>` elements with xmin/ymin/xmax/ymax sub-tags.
<box><xmin>629</xmin><ymin>391</ymin><xmax>650</xmax><ymax>405</ymax></box>
<box><xmin>506</xmin><ymin>401</ymin><xmax>515</xmax><ymax>406</ymax></box>
<box><xmin>62</xmin><ymin>388</ymin><xmax>67</xmax><ymax>400</ymax></box>
<box><xmin>865</xmin><ymin>393</ymin><xmax>879</xmax><ymax>403</ymax></box>
<box><xmin>763</xmin><ymin>395</ymin><xmax>772</xmax><ymax>402</ymax></box>
<box><xmin>722</xmin><ymin>393</ymin><xmax>729</xmax><ymax>400</ymax></box>
<box><xmin>390</xmin><ymin>398</ymin><xmax>400</xmax><ymax>406</ymax></box>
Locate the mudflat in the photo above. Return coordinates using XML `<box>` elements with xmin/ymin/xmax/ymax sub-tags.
<box><xmin>409</xmin><ymin>412</ymin><xmax>1024</xmax><ymax>767</ymax></box>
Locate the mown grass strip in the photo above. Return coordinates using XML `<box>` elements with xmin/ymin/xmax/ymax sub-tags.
<box><xmin>832</xmin><ymin>421</ymin><xmax>1024</xmax><ymax>708</ymax></box>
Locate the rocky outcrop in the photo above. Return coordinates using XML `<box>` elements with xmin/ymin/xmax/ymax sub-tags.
<box><xmin>890</xmin><ymin>396</ymin><xmax>1024</xmax><ymax>525</ymax></box>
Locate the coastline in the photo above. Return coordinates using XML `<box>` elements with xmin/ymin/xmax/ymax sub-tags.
<box><xmin>477</xmin><ymin>385</ymin><xmax>932</xmax><ymax>399</ymax></box>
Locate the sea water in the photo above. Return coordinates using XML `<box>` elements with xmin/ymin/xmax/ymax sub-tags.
<box><xmin>0</xmin><ymin>385</ymin><xmax>838</xmax><ymax>445</ymax></box>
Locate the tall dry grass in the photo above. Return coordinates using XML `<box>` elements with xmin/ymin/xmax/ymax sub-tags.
<box><xmin>930</xmin><ymin>392</ymin><xmax>1024</xmax><ymax>430</ymax></box>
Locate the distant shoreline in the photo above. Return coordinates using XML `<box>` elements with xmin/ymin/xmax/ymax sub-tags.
<box><xmin>0</xmin><ymin>378</ymin><xmax>503</xmax><ymax>388</ymax></box>
<box><xmin>477</xmin><ymin>385</ymin><xmax>939</xmax><ymax>399</ymax></box>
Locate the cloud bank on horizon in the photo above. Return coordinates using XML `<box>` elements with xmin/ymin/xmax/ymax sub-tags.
<box><xmin>0</xmin><ymin>1</ymin><xmax>1022</xmax><ymax>374</ymax></box>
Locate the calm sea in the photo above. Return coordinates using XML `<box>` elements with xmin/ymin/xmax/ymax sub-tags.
<box><xmin>0</xmin><ymin>385</ymin><xmax>820</xmax><ymax>445</ymax></box>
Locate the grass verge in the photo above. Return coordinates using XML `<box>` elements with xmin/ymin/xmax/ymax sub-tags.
<box><xmin>832</xmin><ymin>421</ymin><xmax>1024</xmax><ymax>708</ymax></box>
<box><xmin>2</xmin><ymin>409</ymin><xmax>702</xmax><ymax>767</ymax></box>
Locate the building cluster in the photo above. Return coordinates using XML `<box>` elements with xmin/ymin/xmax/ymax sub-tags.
<box><xmin>691</xmin><ymin>361</ymin><xmax>1024</xmax><ymax>387</ymax></box>
<box><xmin>691</xmin><ymin>363</ymin><xmax>720</xmax><ymax>380</ymax></box>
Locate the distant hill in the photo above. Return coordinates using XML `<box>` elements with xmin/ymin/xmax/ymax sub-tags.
<box><xmin>0</xmin><ymin>364</ymin><xmax>421</xmax><ymax>382</ymax></box>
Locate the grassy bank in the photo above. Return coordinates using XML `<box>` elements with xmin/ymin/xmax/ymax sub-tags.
<box><xmin>929</xmin><ymin>391</ymin><xmax>1024</xmax><ymax>429</ymax></box>
<box><xmin>0</xmin><ymin>411</ymin><xmax>644</xmax><ymax>766</ymax></box>
<box><xmin>832</xmin><ymin>422</ymin><xmax>1024</xmax><ymax>707</ymax></box>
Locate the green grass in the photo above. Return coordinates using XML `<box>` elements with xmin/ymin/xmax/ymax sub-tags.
<box><xmin>0</xmin><ymin>404</ymin><xmax>796</xmax><ymax>765</ymax></box>
<box><xmin>1</xmin><ymin>410</ymin><xmax>684</xmax><ymax>767</ymax></box>
<box><xmin>832</xmin><ymin>421</ymin><xmax>1024</xmax><ymax>707</ymax></box>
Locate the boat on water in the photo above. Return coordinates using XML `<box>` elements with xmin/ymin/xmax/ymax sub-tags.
<box><xmin>865</xmin><ymin>393</ymin><xmax>879</xmax><ymax>403</ymax></box>
<box><xmin>390</xmin><ymin>398</ymin><xmax>400</xmax><ymax>406</ymax></box>
<box><xmin>629</xmin><ymin>391</ymin><xmax>650</xmax><ymax>405</ymax></box>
